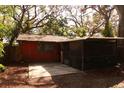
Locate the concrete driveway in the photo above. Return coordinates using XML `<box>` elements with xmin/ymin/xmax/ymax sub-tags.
<box><xmin>29</xmin><ymin>62</ymin><xmax>80</xmax><ymax>78</ymax></box>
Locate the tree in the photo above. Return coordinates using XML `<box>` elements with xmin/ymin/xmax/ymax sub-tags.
<box><xmin>61</xmin><ymin>5</ymin><xmax>92</xmax><ymax>37</ymax></box>
<box><xmin>64</xmin><ymin>5</ymin><xmax>89</xmax><ymax>28</ymax></box>
<box><xmin>86</xmin><ymin>11</ymin><xmax>104</xmax><ymax>36</ymax></box>
<box><xmin>9</xmin><ymin>5</ymin><xmax>54</xmax><ymax>46</ymax></box>
<box><xmin>92</xmin><ymin>5</ymin><xmax>115</xmax><ymax>37</ymax></box>
<box><xmin>0</xmin><ymin>6</ymin><xmax>13</xmax><ymax>25</ymax></box>
<box><xmin>115</xmin><ymin>6</ymin><xmax>124</xmax><ymax>62</ymax></box>
<box><xmin>1</xmin><ymin>5</ymin><xmax>56</xmax><ymax>46</ymax></box>
<box><xmin>39</xmin><ymin>5</ymin><xmax>68</xmax><ymax>36</ymax></box>
<box><xmin>116</xmin><ymin>6</ymin><xmax>124</xmax><ymax>37</ymax></box>
<box><xmin>0</xmin><ymin>5</ymin><xmax>120</xmax><ymax>42</ymax></box>
<box><xmin>0</xmin><ymin>6</ymin><xmax>15</xmax><ymax>59</ymax></box>
<box><xmin>0</xmin><ymin>6</ymin><xmax>15</xmax><ymax>39</ymax></box>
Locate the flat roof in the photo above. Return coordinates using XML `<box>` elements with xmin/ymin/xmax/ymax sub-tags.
<box><xmin>87</xmin><ymin>37</ymin><xmax>124</xmax><ymax>40</ymax></box>
<box><xmin>17</xmin><ymin>34</ymin><xmax>124</xmax><ymax>42</ymax></box>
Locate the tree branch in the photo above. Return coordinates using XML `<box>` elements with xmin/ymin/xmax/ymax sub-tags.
<box><xmin>89</xmin><ymin>21</ymin><xmax>105</xmax><ymax>36</ymax></box>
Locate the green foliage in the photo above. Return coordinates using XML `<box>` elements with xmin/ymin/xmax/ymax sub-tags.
<box><xmin>0</xmin><ymin>64</ymin><xmax>5</xmax><ymax>72</ymax></box>
<box><xmin>0</xmin><ymin>6</ymin><xmax>17</xmax><ymax>38</ymax></box>
<box><xmin>0</xmin><ymin>6</ymin><xmax>13</xmax><ymax>16</ymax></box>
<box><xmin>0</xmin><ymin>24</ymin><xmax>6</xmax><ymax>34</ymax></box>
<box><xmin>0</xmin><ymin>42</ymin><xmax>4</xmax><ymax>58</ymax></box>
<box><xmin>0</xmin><ymin>24</ymin><xmax>5</xmax><ymax>60</ymax></box>
<box><xmin>101</xmin><ymin>23</ymin><xmax>114</xmax><ymax>37</ymax></box>
<box><xmin>0</xmin><ymin>23</ymin><xmax>7</xmax><ymax>38</ymax></box>
<box><xmin>0</xmin><ymin>5</ymin><xmax>118</xmax><ymax>39</ymax></box>
<box><xmin>40</xmin><ymin>17</ymin><xmax>68</xmax><ymax>36</ymax></box>
<box><xmin>71</xmin><ymin>27</ymin><xmax>87</xmax><ymax>37</ymax></box>
<box><xmin>0</xmin><ymin>23</ymin><xmax>13</xmax><ymax>39</ymax></box>
<box><xmin>40</xmin><ymin>15</ymin><xmax>87</xmax><ymax>37</ymax></box>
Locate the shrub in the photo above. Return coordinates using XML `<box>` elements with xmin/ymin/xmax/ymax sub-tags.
<box><xmin>72</xmin><ymin>27</ymin><xmax>86</xmax><ymax>37</ymax></box>
<box><xmin>0</xmin><ymin>64</ymin><xmax>5</xmax><ymax>72</ymax></box>
<box><xmin>77</xmin><ymin>27</ymin><xmax>86</xmax><ymax>37</ymax></box>
<box><xmin>101</xmin><ymin>24</ymin><xmax>114</xmax><ymax>37</ymax></box>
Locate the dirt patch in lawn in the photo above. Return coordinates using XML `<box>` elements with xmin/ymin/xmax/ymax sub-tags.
<box><xmin>1</xmin><ymin>63</ymin><xmax>124</xmax><ymax>88</ymax></box>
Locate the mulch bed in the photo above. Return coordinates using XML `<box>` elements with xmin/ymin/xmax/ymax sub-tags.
<box><xmin>1</xmin><ymin>62</ymin><xmax>124</xmax><ymax>88</ymax></box>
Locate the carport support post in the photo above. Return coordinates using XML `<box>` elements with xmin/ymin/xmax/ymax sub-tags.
<box><xmin>60</xmin><ymin>43</ymin><xmax>64</xmax><ymax>63</ymax></box>
<box><xmin>81</xmin><ymin>41</ymin><xmax>85</xmax><ymax>71</ymax></box>
<box><xmin>115</xmin><ymin>39</ymin><xmax>118</xmax><ymax>63</ymax></box>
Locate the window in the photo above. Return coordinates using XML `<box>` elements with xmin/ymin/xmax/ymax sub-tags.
<box><xmin>38</xmin><ymin>42</ymin><xmax>55</xmax><ymax>52</ymax></box>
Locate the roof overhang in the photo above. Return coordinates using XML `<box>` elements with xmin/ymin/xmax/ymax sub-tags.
<box><xmin>17</xmin><ymin>34</ymin><xmax>124</xmax><ymax>43</ymax></box>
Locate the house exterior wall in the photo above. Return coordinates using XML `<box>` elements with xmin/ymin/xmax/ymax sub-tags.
<box><xmin>19</xmin><ymin>41</ymin><xmax>60</xmax><ymax>62</ymax></box>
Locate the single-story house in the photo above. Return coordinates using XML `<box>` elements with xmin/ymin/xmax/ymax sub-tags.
<box><xmin>17</xmin><ymin>34</ymin><xmax>124</xmax><ymax>70</ymax></box>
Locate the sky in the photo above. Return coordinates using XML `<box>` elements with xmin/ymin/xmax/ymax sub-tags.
<box><xmin>0</xmin><ymin>0</ymin><xmax>124</xmax><ymax>5</ymax></box>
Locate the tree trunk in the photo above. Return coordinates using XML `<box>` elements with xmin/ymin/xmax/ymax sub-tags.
<box><xmin>9</xmin><ymin>21</ymin><xmax>22</xmax><ymax>46</ymax></box>
<box><xmin>116</xmin><ymin>5</ymin><xmax>124</xmax><ymax>62</ymax></box>
<box><xmin>9</xmin><ymin>28</ymin><xmax>20</xmax><ymax>46</ymax></box>
<box><xmin>4</xmin><ymin>27</ymin><xmax>20</xmax><ymax>62</ymax></box>
<box><xmin>116</xmin><ymin>6</ymin><xmax>124</xmax><ymax>37</ymax></box>
<box><xmin>105</xmin><ymin>18</ymin><xmax>109</xmax><ymax>31</ymax></box>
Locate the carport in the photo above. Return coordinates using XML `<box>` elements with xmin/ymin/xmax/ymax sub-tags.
<box><xmin>17</xmin><ymin>34</ymin><xmax>124</xmax><ymax>72</ymax></box>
